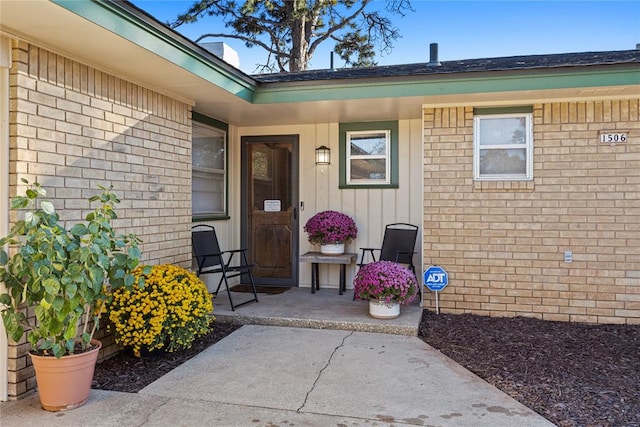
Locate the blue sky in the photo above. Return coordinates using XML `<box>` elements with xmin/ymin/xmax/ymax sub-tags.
<box><xmin>131</xmin><ymin>1</ymin><xmax>640</xmax><ymax>73</ymax></box>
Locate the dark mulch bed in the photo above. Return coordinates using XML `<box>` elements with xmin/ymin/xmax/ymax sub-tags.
<box><xmin>420</xmin><ymin>311</ymin><xmax>640</xmax><ymax>427</ymax></box>
<box><xmin>93</xmin><ymin>311</ymin><xmax>640</xmax><ymax>427</ymax></box>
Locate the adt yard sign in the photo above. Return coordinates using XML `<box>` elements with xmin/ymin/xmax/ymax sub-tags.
<box><xmin>424</xmin><ymin>266</ymin><xmax>448</xmax><ymax>292</ymax></box>
<box><xmin>424</xmin><ymin>266</ymin><xmax>448</xmax><ymax>314</ymax></box>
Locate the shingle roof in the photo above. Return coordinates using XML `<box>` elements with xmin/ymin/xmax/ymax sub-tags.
<box><xmin>253</xmin><ymin>50</ymin><xmax>640</xmax><ymax>84</ymax></box>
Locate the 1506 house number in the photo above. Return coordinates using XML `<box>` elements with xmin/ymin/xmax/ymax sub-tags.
<box><xmin>600</xmin><ymin>132</ymin><xmax>627</xmax><ymax>144</ymax></box>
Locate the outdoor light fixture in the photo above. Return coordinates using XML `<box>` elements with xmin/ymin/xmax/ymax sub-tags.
<box><xmin>315</xmin><ymin>145</ymin><xmax>331</xmax><ymax>165</ymax></box>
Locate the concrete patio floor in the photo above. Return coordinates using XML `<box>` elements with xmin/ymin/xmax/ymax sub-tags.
<box><xmin>211</xmin><ymin>285</ymin><xmax>424</xmax><ymax>335</ymax></box>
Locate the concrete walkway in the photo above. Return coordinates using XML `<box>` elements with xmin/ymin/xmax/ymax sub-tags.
<box><xmin>1</xmin><ymin>324</ymin><xmax>554</xmax><ymax>426</ymax></box>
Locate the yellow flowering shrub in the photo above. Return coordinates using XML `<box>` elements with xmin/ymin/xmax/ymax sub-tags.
<box><xmin>108</xmin><ymin>264</ymin><xmax>213</xmax><ymax>357</ymax></box>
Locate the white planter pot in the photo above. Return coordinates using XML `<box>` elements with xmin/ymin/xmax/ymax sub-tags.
<box><xmin>320</xmin><ymin>242</ymin><xmax>345</xmax><ymax>255</ymax></box>
<box><xmin>369</xmin><ymin>299</ymin><xmax>400</xmax><ymax>319</ymax></box>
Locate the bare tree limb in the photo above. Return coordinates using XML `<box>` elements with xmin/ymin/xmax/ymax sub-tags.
<box><xmin>170</xmin><ymin>0</ymin><xmax>412</xmax><ymax>72</ymax></box>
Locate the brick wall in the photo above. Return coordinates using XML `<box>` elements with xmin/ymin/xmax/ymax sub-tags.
<box><xmin>6</xmin><ymin>41</ymin><xmax>193</xmax><ymax>398</ymax></box>
<box><xmin>423</xmin><ymin>101</ymin><xmax>639</xmax><ymax>324</ymax></box>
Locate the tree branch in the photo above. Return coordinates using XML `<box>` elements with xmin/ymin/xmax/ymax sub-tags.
<box><xmin>170</xmin><ymin>0</ymin><xmax>412</xmax><ymax>72</ymax></box>
<box><xmin>308</xmin><ymin>0</ymin><xmax>370</xmax><ymax>55</ymax></box>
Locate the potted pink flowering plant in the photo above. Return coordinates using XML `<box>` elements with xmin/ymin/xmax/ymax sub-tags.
<box><xmin>353</xmin><ymin>260</ymin><xmax>418</xmax><ymax>319</ymax></box>
<box><xmin>304</xmin><ymin>210</ymin><xmax>357</xmax><ymax>254</ymax></box>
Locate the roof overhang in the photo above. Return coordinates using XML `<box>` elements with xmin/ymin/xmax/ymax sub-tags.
<box><xmin>0</xmin><ymin>0</ymin><xmax>256</xmax><ymax>114</ymax></box>
<box><xmin>1</xmin><ymin>0</ymin><xmax>639</xmax><ymax>127</ymax></box>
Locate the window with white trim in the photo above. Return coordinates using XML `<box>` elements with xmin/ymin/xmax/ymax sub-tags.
<box><xmin>339</xmin><ymin>121</ymin><xmax>398</xmax><ymax>188</ymax></box>
<box><xmin>347</xmin><ymin>130</ymin><xmax>390</xmax><ymax>185</ymax></box>
<box><xmin>192</xmin><ymin>119</ymin><xmax>227</xmax><ymax>219</ymax></box>
<box><xmin>473</xmin><ymin>111</ymin><xmax>533</xmax><ymax>180</ymax></box>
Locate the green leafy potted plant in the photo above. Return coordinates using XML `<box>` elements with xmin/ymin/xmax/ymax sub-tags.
<box><xmin>0</xmin><ymin>180</ymin><xmax>144</xmax><ymax>411</ymax></box>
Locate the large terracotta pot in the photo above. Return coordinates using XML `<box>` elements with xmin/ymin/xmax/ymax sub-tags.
<box><xmin>29</xmin><ymin>340</ymin><xmax>102</xmax><ymax>411</ymax></box>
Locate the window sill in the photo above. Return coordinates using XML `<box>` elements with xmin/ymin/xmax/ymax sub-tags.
<box><xmin>339</xmin><ymin>183</ymin><xmax>399</xmax><ymax>189</ymax></box>
<box><xmin>192</xmin><ymin>215</ymin><xmax>231</xmax><ymax>222</ymax></box>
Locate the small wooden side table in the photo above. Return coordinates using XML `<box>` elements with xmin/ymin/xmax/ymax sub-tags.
<box><xmin>299</xmin><ymin>252</ymin><xmax>357</xmax><ymax>295</ymax></box>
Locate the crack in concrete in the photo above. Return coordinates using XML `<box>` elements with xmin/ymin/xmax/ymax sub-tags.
<box><xmin>135</xmin><ymin>396</ymin><xmax>172</xmax><ymax>427</ymax></box>
<box><xmin>297</xmin><ymin>330</ymin><xmax>354</xmax><ymax>412</ymax></box>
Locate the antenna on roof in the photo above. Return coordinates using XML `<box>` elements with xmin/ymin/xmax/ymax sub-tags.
<box><xmin>427</xmin><ymin>43</ymin><xmax>442</xmax><ymax>67</ymax></box>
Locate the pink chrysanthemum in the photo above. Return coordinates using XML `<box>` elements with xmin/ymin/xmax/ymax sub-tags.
<box><xmin>354</xmin><ymin>260</ymin><xmax>418</xmax><ymax>305</ymax></box>
<box><xmin>304</xmin><ymin>210</ymin><xmax>358</xmax><ymax>245</ymax></box>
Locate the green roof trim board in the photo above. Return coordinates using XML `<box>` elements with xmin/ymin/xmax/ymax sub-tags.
<box><xmin>51</xmin><ymin>1</ymin><xmax>639</xmax><ymax>107</ymax></box>
<box><xmin>253</xmin><ymin>69</ymin><xmax>639</xmax><ymax>104</ymax></box>
<box><xmin>193</xmin><ymin>111</ymin><xmax>229</xmax><ymax>131</ymax></box>
<box><xmin>52</xmin><ymin>0</ymin><xmax>257</xmax><ymax>102</ymax></box>
<box><xmin>474</xmin><ymin>106</ymin><xmax>534</xmax><ymax>115</ymax></box>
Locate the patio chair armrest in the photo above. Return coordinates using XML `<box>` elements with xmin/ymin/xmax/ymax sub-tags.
<box><xmin>223</xmin><ymin>248</ymin><xmax>249</xmax><ymax>254</ymax></box>
<box><xmin>223</xmin><ymin>248</ymin><xmax>251</xmax><ymax>267</ymax></box>
<box><xmin>358</xmin><ymin>247</ymin><xmax>380</xmax><ymax>267</ymax></box>
<box><xmin>193</xmin><ymin>252</ymin><xmax>225</xmax><ymax>272</ymax></box>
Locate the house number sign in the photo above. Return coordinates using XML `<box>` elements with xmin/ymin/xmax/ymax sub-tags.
<box><xmin>599</xmin><ymin>132</ymin><xmax>627</xmax><ymax>146</ymax></box>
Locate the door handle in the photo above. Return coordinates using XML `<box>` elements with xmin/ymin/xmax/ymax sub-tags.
<box><xmin>293</xmin><ymin>207</ymin><xmax>297</xmax><ymax>220</ymax></box>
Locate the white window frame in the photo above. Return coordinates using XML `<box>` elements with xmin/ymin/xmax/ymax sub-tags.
<box><xmin>473</xmin><ymin>112</ymin><xmax>533</xmax><ymax>181</ymax></box>
<box><xmin>192</xmin><ymin>120</ymin><xmax>227</xmax><ymax>219</ymax></box>
<box><xmin>346</xmin><ymin>129</ymin><xmax>391</xmax><ymax>185</ymax></box>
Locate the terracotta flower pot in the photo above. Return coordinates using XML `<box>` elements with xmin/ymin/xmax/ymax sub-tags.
<box><xmin>29</xmin><ymin>340</ymin><xmax>102</xmax><ymax>411</ymax></box>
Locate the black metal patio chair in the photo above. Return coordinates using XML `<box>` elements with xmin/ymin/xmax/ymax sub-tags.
<box><xmin>356</xmin><ymin>223</ymin><xmax>420</xmax><ymax>299</ymax></box>
<box><xmin>191</xmin><ymin>225</ymin><xmax>258</xmax><ymax>311</ymax></box>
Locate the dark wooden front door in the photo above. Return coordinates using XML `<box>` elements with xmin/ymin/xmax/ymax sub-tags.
<box><xmin>241</xmin><ymin>135</ymin><xmax>299</xmax><ymax>286</ymax></box>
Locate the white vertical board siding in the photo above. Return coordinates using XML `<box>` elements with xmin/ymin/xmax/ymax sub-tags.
<box><xmin>302</xmin><ymin>123</ymin><xmax>330</xmax><ymax>284</ymax></box>
<box><xmin>236</xmin><ymin>120</ymin><xmax>423</xmax><ymax>290</ymax></box>
<box><xmin>312</xmin><ymin>123</ymin><xmax>334</xmax><ymax>215</ymax></box>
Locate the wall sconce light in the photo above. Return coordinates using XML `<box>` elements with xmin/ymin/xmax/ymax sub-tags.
<box><xmin>315</xmin><ymin>145</ymin><xmax>331</xmax><ymax>165</ymax></box>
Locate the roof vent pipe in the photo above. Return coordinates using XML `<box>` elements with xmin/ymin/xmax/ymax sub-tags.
<box><xmin>330</xmin><ymin>51</ymin><xmax>335</xmax><ymax>71</ymax></box>
<box><xmin>427</xmin><ymin>43</ymin><xmax>441</xmax><ymax>67</ymax></box>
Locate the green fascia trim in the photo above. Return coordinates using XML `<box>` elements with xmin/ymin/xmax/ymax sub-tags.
<box><xmin>192</xmin><ymin>215</ymin><xmax>231</xmax><ymax>222</ymax></box>
<box><xmin>339</xmin><ymin>121</ymin><xmax>399</xmax><ymax>189</ymax></box>
<box><xmin>52</xmin><ymin>0</ymin><xmax>256</xmax><ymax>102</ymax></box>
<box><xmin>338</xmin><ymin>184</ymin><xmax>400</xmax><ymax>189</ymax></box>
<box><xmin>193</xmin><ymin>111</ymin><xmax>229</xmax><ymax>131</ymax></box>
<box><xmin>473</xmin><ymin>106</ymin><xmax>533</xmax><ymax>115</ymax></box>
<box><xmin>254</xmin><ymin>68</ymin><xmax>640</xmax><ymax>104</ymax></box>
